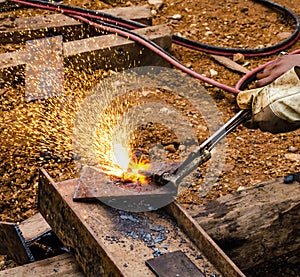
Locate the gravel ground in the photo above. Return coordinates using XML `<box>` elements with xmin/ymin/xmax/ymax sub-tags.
<box><xmin>1</xmin><ymin>0</ymin><xmax>300</xmax><ymax>275</ymax></box>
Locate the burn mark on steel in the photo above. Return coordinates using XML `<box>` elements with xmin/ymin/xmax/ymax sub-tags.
<box><xmin>108</xmin><ymin>210</ymin><xmax>172</xmax><ymax>257</ymax></box>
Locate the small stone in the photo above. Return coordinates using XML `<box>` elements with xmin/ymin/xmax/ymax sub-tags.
<box><xmin>243</xmin><ymin>61</ymin><xmax>250</xmax><ymax>67</ymax></box>
<box><xmin>284</xmin><ymin>174</ymin><xmax>294</xmax><ymax>184</ymax></box>
<box><xmin>209</xmin><ymin>69</ymin><xmax>218</xmax><ymax>77</ymax></box>
<box><xmin>123</xmin><ymin>263</ymin><xmax>128</xmax><ymax>267</ymax></box>
<box><xmin>222</xmin><ymin>163</ymin><xmax>234</xmax><ymax>172</ymax></box>
<box><xmin>185</xmin><ymin>62</ymin><xmax>192</xmax><ymax>68</ymax></box>
<box><xmin>165</xmin><ymin>144</ymin><xmax>176</xmax><ymax>153</ymax></box>
<box><xmin>233</xmin><ymin>53</ymin><xmax>245</xmax><ymax>63</ymax></box>
<box><xmin>53</xmin><ymin>265</ymin><xmax>59</xmax><ymax>272</ymax></box>
<box><xmin>148</xmin><ymin>0</ymin><xmax>164</xmax><ymax>9</ymax></box>
<box><xmin>205</xmin><ymin>31</ymin><xmax>213</xmax><ymax>36</ymax></box>
<box><xmin>162</xmin><ymin>243</ymin><xmax>169</xmax><ymax>250</ymax></box>
<box><xmin>288</xmin><ymin>146</ymin><xmax>298</xmax><ymax>153</ymax></box>
<box><xmin>285</xmin><ymin>153</ymin><xmax>300</xmax><ymax>162</ymax></box>
<box><xmin>277</xmin><ymin>31</ymin><xmax>292</xmax><ymax>40</ymax></box>
<box><xmin>151</xmin><ymin>9</ymin><xmax>157</xmax><ymax>15</ymax></box>
<box><xmin>178</xmin><ymin>144</ymin><xmax>186</xmax><ymax>151</ymax></box>
<box><xmin>172</xmin><ymin>14</ymin><xmax>182</xmax><ymax>20</ymax></box>
<box><xmin>237</xmin><ymin>186</ymin><xmax>245</xmax><ymax>192</ymax></box>
<box><xmin>236</xmin><ymin>136</ymin><xmax>244</xmax><ymax>142</ymax></box>
<box><xmin>181</xmin><ymin>183</ymin><xmax>192</xmax><ymax>188</ymax></box>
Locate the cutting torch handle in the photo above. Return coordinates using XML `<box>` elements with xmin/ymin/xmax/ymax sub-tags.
<box><xmin>156</xmin><ymin>109</ymin><xmax>251</xmax><ymax>185</ymax></box>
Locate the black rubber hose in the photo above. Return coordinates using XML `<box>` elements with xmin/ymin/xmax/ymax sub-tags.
<box><xmin>13</xmin><ymin>0</ymin><xmax>300</xmax><ymax>56</ymax></box>
<box><xmin>175</xmin><ymin>0</ymin><xmax>300</xmax><ymax>56</ymax></box>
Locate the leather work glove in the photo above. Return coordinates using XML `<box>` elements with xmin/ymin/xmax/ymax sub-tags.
<box><xmin>237</xmin><ymin>66</ymin><xmax>300</xmax><ymax>133</ymax></box>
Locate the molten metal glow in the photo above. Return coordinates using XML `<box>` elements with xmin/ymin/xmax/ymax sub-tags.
<box><xmin>94</xmin><ymin>126</ymin><xmax>150</xmax><ymax>184</ymax></box>
<box><xmin>110</xmin><ymin>143</ymin><xmax>150</xmax><ymax>184</ymax></box>
<box><xmin>122</xmin><ymin>151</ymin><xmax>150</xmax><ymax>184</ymax></box>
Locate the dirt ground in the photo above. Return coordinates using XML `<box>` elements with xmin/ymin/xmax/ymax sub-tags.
<box><xmin>1</xmin><ymin>0</ymin><xmax>300</xmax><ymax>275</ymax></box>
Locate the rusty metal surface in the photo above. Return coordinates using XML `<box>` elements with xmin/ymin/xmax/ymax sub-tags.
<box><xmin>146</xmin><ymin>250</ymin><xmax>205</xmax><ymax>277</ymax></box>
<box><xmin>38</xmin><ymin>168</ymin><xmax>223</xmax><ymax>277</ymax></box>
<box><xmin>38</xmin><ymin>169</ymin><xmax>124</xmax><ymax>277</ymax></box>
<box><xmin>73</xmin><ymin>163</ymin><xmax>179</xmax><ymax>200</ymax></box>
<box><xmin>165</xmin><ymin>202</ymin><xmax>246</xmax><ymax>277</ymax></box>
<box><xmin>0</xmin><ymin>221</ymin><xmax>34</xmax><ymax>265</ymax></box>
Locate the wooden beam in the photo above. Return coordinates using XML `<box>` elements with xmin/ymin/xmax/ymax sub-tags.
<box><xmin>64</xmin><ymin>24</ymin><xmax>172</xmax><ymax>70</ymax></box>
<box><xmin>0</xmin><ymin>253</ymin><xmax>83</xmax><ymax>277</ymax></box>
<box><xmin>0</xmin><ymin>5</ymin><xmax>152</xmax><ymax>44</ymax></box>
<box><xmin>38</xmin><ymin>168</ymin><xmax>231</xmax><ymax>276</ymax></box>
<box><xmin>25</xmin><ymin>36</ymin><xmax>64</xmax><ymax>101</ymax></box>
<box><xmin>189</xmin><ymin>178</ymin><xmax>300</xmax><ymax>270</ymax></box>
<box><xmin>0</xmin><ymin>24</ymin><xmax>172</xmax><ymax>87</ymax></box>
<box><xmin>97</xmin><ymin>5</ymin><xmax>151</xmax><ymax>26</ymax></box>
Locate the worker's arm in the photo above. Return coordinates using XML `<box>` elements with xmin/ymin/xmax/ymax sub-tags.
<box><xmin>255</xmin><ymin>54</ymin><xmax>300</xmax><ymax>87</ymax></box>
<box><xmin>237</xmin><ymin>66</ymin><xmax>300</xmax><ymax>133</ymax></box>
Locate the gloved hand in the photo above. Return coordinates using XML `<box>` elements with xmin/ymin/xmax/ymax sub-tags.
<box><xmin>237</xmin><ymin>66</ymin><xmax>300</xmax><ymax>133</ymax></box>
<box><xmin>255</xmin><ymin>54</ymin><xmax>300</xmax><ymax>87</ymax></box>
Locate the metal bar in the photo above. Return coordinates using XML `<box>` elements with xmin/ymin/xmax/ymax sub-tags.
<box><xmin>200</xmin><ymin>109</ymin><xmax>251</xmax><ymax>152</ymax></box>
<box><xmin>38</xmin><ymin>169</ymin><xmax>232</xmax><ymax>276</ymax></box>
<box><xmin>38</xmin><ymin>169</ymin><xmax>125</xmax><ymax>276</ymax></box>
<box><xmin>165</xmin><ymin>202</ymin><xmax>246</xmax><ymax>277</ymax></box>
<box><xmin>0</xmin><ymin>222</ymin><xmax>34</xmax><ymax>265</ymax></box>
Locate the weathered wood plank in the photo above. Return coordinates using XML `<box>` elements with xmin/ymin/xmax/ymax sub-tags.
<box><xmin>0</xmin><ymin>253</ymin><xmax>83</xmax><ymax>277</ymax></box>
<box><xmin>97</xmin><ymin>5</ymin><xmax>151</xmax><ymax>25</ymax></box>
<box><xmin>0</xmin><ymin>24</ymin><xmax>171</xmax><ymax>87</ymax></box>
<box><xmin>0</xmin><ymin>5</ymin><xmax>151</xmax><ymax>44</ymax></box>
<box><xmin>25</xmin><ymin>36</ymin><xmax>64</xmax><ymax>101</ymax></box>
<box><xmin>189</xmin><ymin>178</ymin><xmax>300</xmax><ymax>270</ymax></box>
<box><xmin>0</xmin><ymin>13</ymin><xmax>87</xmax><ymax>44</ymax></box>
<box><xmin>64</xmin><ymin>24</ymin><xmax>172</xmax><ymax>70</ymax></box>
<box><xmin>0</xmin><ymin>24</ymin><xmax>171</xmax><ymax>69</ymax></box>
<box><xmin>38</xmin><ymin>169</ymin><xmax>225</xmax><ymax>277</ymax></box>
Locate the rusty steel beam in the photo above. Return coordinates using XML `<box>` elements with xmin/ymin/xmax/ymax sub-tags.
<box><xmin>38</xmin><ymin>169</ymin><xmax>124</xmax><ymax>276</ymax></box>
<box><xmin>38</xmin><ymin>168</ymin><xmax>244</xmax><ymax>277</ymax></box>
<box><xmin>0</xmin><ymin>222</ymin><xmax>34</xmax><ymax>265</ymax></box>
<box><xmin>165</xmin><ymin>202</ymin><xmax>246</xmax><ymax>277</ymax></box>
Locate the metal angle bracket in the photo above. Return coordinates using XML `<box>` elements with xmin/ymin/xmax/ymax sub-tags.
<box><xmin>73</xmin><ymin>163</ymin><xmax>179</xmax><ymax>203</ymax></box>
